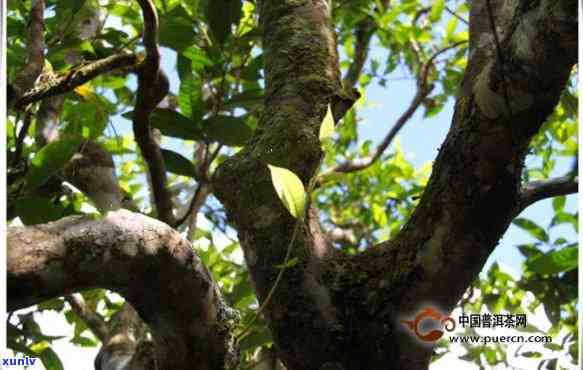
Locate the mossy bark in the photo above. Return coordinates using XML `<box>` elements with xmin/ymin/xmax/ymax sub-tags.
<box><xmin>213</xmin><ymin>1</ymin><xmax>577</xmax><ymax>370</ymax></box>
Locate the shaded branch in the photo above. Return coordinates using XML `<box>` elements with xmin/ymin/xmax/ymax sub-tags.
<box><xmin>65</xmin><ymin>294</ymin><xmax>109</xmax><ymax>342</ymax></box>
<box><xmin>133</xmin><ymin>0</ymin><xmax>174</xmax><ymax>225</ymax></box>
<box><xmin>10</xmin><ymin>0</ymin><xmax>45</xmax><ymax>105</ymax></box>
<box><xmin>14</xmin><ymin>53</ymin><xmax>140</xmax><ymax>109</ymax></box>
<box><xmin>8</xmin><ymin>210</ymin><xmax>239</xmax><ymax>370</ymax></box>
<box><xmin>173</xmin><ymin>182</ymin><xmax>211</xmax><ymax>228</ymax></box>
<box><xmin>516</xmin><ymin>175</ymin><xmax>578</xmax><ymax>216</ymax></box>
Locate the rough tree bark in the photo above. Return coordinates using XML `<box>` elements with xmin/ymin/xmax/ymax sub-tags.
<box><xmin>6</xmin><ymin>0</ymin><xmax>577</xmax><ymax>370</ymax></box>
<box><xmin>8</xmin><ymin>210</ymin><xmax>238</xmax><ymax>370</ymax></box>
<box><xmin>213</xmin><ymin>0</ymin><xmax>577</xmax><ymax>369</ymax></box>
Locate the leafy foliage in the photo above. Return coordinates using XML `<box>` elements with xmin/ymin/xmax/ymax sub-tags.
<box><xmin>5</xmin><ymin>0</ymin><xmax>577</xmax><ymax>369</ymax></box>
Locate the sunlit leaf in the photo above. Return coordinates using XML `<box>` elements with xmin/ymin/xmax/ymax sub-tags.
<box><xmin>526</xmin><ymin>246</ymin><xmax>578</xmax><ymax>274</ymax></box>
<box><xmin>319</xmin><ymin>104</ymin><xmax>335</xmax><ymax>143</ymax></box>
<box><xmin>267</xmin><ymin>164</ymin><xmax>307</xmax><ymax>219</ymax></box>
<box><xmin>513</xmin><ymin>218</ymin><xmax>549</xmax><ymax>242</ymax></box>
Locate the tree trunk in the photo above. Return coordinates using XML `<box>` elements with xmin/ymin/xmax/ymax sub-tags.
<box><xmin>213</xmin><ymin>1</ymin><xmax>577</xmax><ymax>369</ymax></box>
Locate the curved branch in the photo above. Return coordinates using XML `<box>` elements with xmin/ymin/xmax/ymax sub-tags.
<box><xmin>133</xmin><ymin>0</ymin><xmax>174</xmax><ymax>225</ymax></box>
<box><xmin>8</xmin><ymin>210</ymin><xmax>239</xmax><ymax>370</ymax></box>
<box><xmin>14</xmin><ymin>53</ymin><xmax>140</xmax><ymax>109</ymax></box>
<box><xmin>515</xmin><ymin>175</ymin><xmax>578</xmax><ymax>216</ymax></box>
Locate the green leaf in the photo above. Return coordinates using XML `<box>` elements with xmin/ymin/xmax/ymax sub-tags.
<box><xmin>429</xmin><ymin>0</ymin><xmax>445</xmax><ymax>22</ymax></box>
<box><xmin>158</xmin><ymin>6</ymin><xmax>196</xmax><ymax>51</ymax></box>
<box><xmin>223</xmin><ymin>89</ymin><xmax>264</xmax><ymax>110</ymax></box>
<box><xmin>526</xmin><ymin>246</ymin><xmax>578</xmax><ymax>274</ymax></box>
<box><xmin>178</xmin><ymin>73</ymin><xmax>203</xmax><ymax>122</ymax></box>
<box><xmin>26</xmin><ymin>137</ymin><xmax>82</xmax><ymax>189</ymax></box>
<box><xmin>319</xmin><ymin>104</ymin><xmax>335</xmax><ymax>143</ymax></box>
<box><xmin>205</xmin><ymin>0</ymin><xmax>243</xmax><ymax>44</ymax></box>
<box><xmin>14</xmin><ymin>197</ymin><xmax>64</xmax><ymax>225</ymax></box>
<box><xmin>161</xmin><ymin>149</ymin><xmax>197</xmax><ymax>178</ymax></box>
<box><xmin>513</xmin><ymin>218</ymin><xmax>549</xmax><ymax>242</ymax></box>
<box><xmin>203</xmin><ymin>115</ymin><xmax>253</xmax><ymax>146</ymax></box>
<box><xmin>552</xmin><ymin>196</ymin><xmax>566</xmax><ymax>212</ymax></box>
<box><xmin>56</xmin><ymin>0</ymin><xmax>88</xmax><ymax>17</ymax></box>
<box><xmin>38</xmin><ymin>347</ymin><xmax>64</xmax><ymax>370</ymax></box>
<box><xmin>123</xmin><ymin>109</ymin><xmax>204</xmax><ymax>141</ymax></box>
<box><xmin>182</xmin><ymin>46</ymin><xmax>213</xmax><ymax>70</ymax></box>
<box><xmin>70</xmin><ymin>335</ymin><xmax>98</xmax><ymax>347</ymax></box>
<box><xmin>267</xmin><ymin>164</ymin><xmax>307</xmax><ymax>219</ymax></box>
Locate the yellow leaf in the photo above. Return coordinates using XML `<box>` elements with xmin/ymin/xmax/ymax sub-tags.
<box><xmin>319</xmin><ymin>104</ymin><xmax>335</xmax><ymax>142</ymax></box>
<box><xmin>267</xmin><ymin>164</ymin><xmax>307</xmax><ymax>219</ymax></box>
<box><xmin>74</xmin><ymin>84</ymin><xmax>96</xmax><ymax>101</ymax></box>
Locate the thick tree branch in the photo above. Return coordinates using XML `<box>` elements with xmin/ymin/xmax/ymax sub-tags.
<box><xmin>214</xmin><ymin>1</ymin><xmax>352</xmax><ymax>368</ymax></box>
<box><xmin>10</xmin><ymin>0</ymin><xmax>45</xmax><ymax>105</ymax></box>
<box><xmin>65</xmin><ymin>294</ymin><xmax>109</xmax><ymax>342</ymax></box>
<box><xmin>516</xmin><ymin>175</ymin><xmax>578</xmax><ymax>215</ymax></box>
<box><xmin>7</xmin><ymin>210</ymin><xmax>238</xmax><ymax>370</ymax></box>
<box><xmin>14</xmin><ymin>53</ymin><xmax>139</xmax><ymax>109</ymax></box>
<box><xmin>387</xmin><ymin>0</ymin><xmax>577</xmax><ymax>320</ymax></box>
<box><xmin>133</xmin><ymin>0</ymin><xmax>174</xmax><ymax>225</ymax></box>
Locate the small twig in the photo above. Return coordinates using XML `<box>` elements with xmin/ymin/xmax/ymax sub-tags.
<box><xmin>485</xmin><ymin>0</ymin><xmax>513</xmax><ymax>117</ymax></box>
<box><xmin>515</xmin><ymin>175</ymin><xmax>578</xmax><ymax>216</ymax></box>
<box><xmin>174</xmin><ymin>182</ymin><xmax>210</xmax><ymax>228</ymax></box>
<box><xmin>65</xmin><ymin>294</ymin><xmax>109</xmax><ymax>342</ymax></box>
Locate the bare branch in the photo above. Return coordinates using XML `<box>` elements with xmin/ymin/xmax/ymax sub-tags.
<box><xmin>65</xmin><ymin>294</ymin><xmax>109</xmax><ymax>342</ymax></box>
<box><xmin>173</xmin><ymin>183</ymin><xmax>211</xmax><ymax>228</ymax></box>
<box><xmin>324</xmin><ymin>41</ymin><xmax>466</xmax><ymax>176</ymax></box>
<box><xmin>11</xmin><ymin>0</ymin><xmax>45</xmax><ymax>104</ymax></box>
<box><xmin>14</xmin><ymin>53</ymin><xmax>139</xmax><ymax>109</ymax></box>
<box><xmin>133</xmin><ymin>0</ymin><xmax>174</xmax><ymax>225</ymax></box>
<box><xmin>8</xmin><ymin>210</ymin><xmax>239</xmax><ymax>370</ymax></box>
<box><xmin>516</xmin><ymin>175</ymin><xmax>578</xmax><ymax>216</ymax></box>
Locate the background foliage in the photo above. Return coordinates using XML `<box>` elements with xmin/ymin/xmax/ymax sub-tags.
<box><xmin>6</xmin><ymin>0</ymin><xmax>578</xmax><ymax>369</ymax></box>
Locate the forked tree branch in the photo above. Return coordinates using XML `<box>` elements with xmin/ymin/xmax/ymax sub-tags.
<box><xmin>515</xmin><ymin>175</ymin><xmax>578</xmax><ymax>216</ymax></box>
